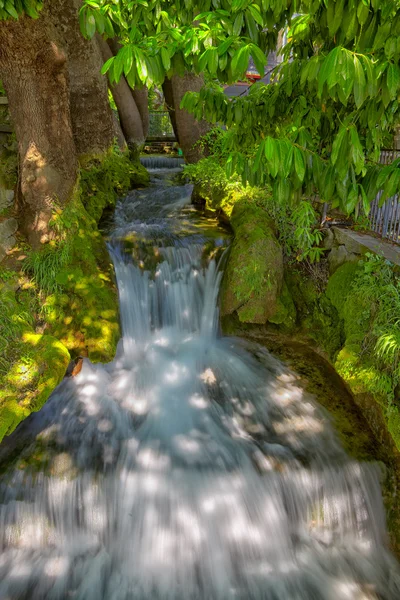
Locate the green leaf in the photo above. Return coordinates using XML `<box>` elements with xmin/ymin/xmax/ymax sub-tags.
<box><xmin>250</xmin><ymin>44</ymin><xmax>266</xmax><ymax>76</ymax></box>
<box><xmin>318</xmin><ymin>47</ymin><xmax>340</xmax><ymax>97</ymax></box>
<box><xmin>101</xmin><ymin>56</ymin><xmax>114</xmax><ymax>76</ymax></box>
<box><xmin>350</xmin><ymin>126</ymin><xmax>365</xmax><ymax>175</ymax></box>
<box><xmin>207</xmin><ymin>47</ymin><xmax>219</xmax><ymax>75</ymax></box>
<box><xmin>217</xmin><ymin>36</ymin><xmax>234</xmax><ymax>56</ymax></box>
<box><xmin>248</xmin><ymin>4</ymin><xmax>264</xmax><ymax>26</ymax></box>
<box><xmin>252</xmin><ymin>140</ymin><xmax>265</xmax><ymax>173</ymax></box>
<box><xmin>231</xmin><ymin>45</ymin><xmax>250</xmax><ymax>79</ymax></box>
<box><xmin>359</xmin><ymin>184</ymin><xmax>370</xmax><ymax>214</ymax></box>
<box><xmin>329</xmin><ymin>0</ymin><xmax>345</xmax><ymax>37</ymax></box>
<box><xmin>85</xmin><ymin>11</ymin><xmax>96</xmax><ymax>38</ymax></box>
<box><xmin>294</xmin><ymin>148</ymin><xmax>306</xmax><ymax>182</ymax></box>
<box><xmin>387</xmin><ymin>63</ymin><xmax>400</xmax><ymax>100</ymax></box>
<box><xmin>233</xmin><ymin>12</ymin><xmax>244</xmax><ymax>36</ymax></box>
<box><xmin>5</xmin><ymin>1</ymin><xmax>18</xmax><ymax>18</ymax></box>
<box><xmin>161</xmin><ymin>47</ymin><xmax>171</xmax><ymax>71</ymax></box>
<box><xmin>331</xmin><ymin>127</ymin><xmax>347</xmax><ymax>167</ymax></box>
<box><xmin>353</xmin><ymin>55</ymin><xmax>366</xmax><ymax>107</ymax></box>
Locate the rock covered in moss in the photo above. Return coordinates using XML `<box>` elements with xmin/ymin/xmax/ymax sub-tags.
<box><xmin>80</xmin><ymin>152</ymin><xmax>149</xmax><ymax>223</ymax></box>
<box><xmin>0</xmin><ymin>332</ymin><xmax>70</xmax><ymax>443</ymax></box>
<box><xmin>220</xmin><ymin>199</ymin><xmax>288</xmax><ymax>324</ymax></box>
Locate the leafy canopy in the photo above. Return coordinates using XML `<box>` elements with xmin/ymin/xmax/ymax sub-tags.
<box><xmin>183</xmin><ymin>0</ymin><xmax>400</xmax><ymax>215</ymax></box>
<box><xmin>83</xmin><ymin>0</ymin><xmax>400</xmax><ymax>216</ymax></box>
<box><xmin>0</xmin><ymin>0</ymin><xmax>42</xmax><ymax>20</ymax></box>
<box><xmin>79</xmin><ymin>0</ymin><xmax>295</xmax><ymax>86</ymax></box>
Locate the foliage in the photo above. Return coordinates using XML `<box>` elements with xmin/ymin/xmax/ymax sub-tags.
<box><xmin>352</xmin><ymin>253</ymin><xmax>400</xmax><ymax>388</ymax></box>
<box><xmin>326</xmin><ymin>254</ymin><xmax>400</xmax><ymax>405</ymax></box>
<box><xmin>185</xmin><ymin>151</ymin><xmax>324</xmax><ymax>261</ymax></box>
<box><xmin>23</xmin><ymin>241</ymin><xmax>71</xmax><ymax>295</ymax></box>
<box><xmin>0</xmin><ymin>0</ymin><xmax>42</xmax><ymax>20</ymax></box>
<box><xmin>80</xmin><ymin>147</ymin><xmax>149</xmax><ymax>221</ymax></box>
<box><xmin>80</xmin><ymin>1</ymin><xmax>400</xmax><ymax>220</ymax></box>
<box><xmin>179</xmin><ymin>0</ymin><xmax>400</xmax><ymax>217</ymax></box>
<box><xmin>80</xmin><ymin>0</ymin><xmax>284</xmax><ymax>86</ymax></box>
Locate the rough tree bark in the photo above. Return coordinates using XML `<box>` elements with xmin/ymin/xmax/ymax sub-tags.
<box><xmin>163</xmin><ymin>73</ymin><xmax>211</xmax><ymax>163</ymax></box>
<box><xmin>97</xmin><ymin>35</ymin><xmax>145</xmax><ymax>151</ymax></box>
<box><xmin>0</xmin><ymin>9</ymin><xmax>78</xmax><ymax>247</ymax></box>
<box><xmin>49</xmin><ymin>0</ymin><xmax>117</xmax><ymax>158</ymax></box>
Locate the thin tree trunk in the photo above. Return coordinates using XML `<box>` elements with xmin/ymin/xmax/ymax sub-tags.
<box><xmin>97</xmin><ymin>35</ymin><xmax>145</xmax><ymax>151</ymax></box>
<box><xmin>162</xmin><ymin>79</ymin><xmax>180</xmax><ymax>144</ymax></box>
<box><xmin>49</xmin><ymin>0</ymin><xmax>116</xmax><ymax>158</ymax></box>
<box><xmin>132</xmin><ymin>88</ymin><xmax>149</xmax><ymax>140</ymax></box>
<box><xmin>164</xmin><ymin>73</ymin><xmax>211</xmax><ymax>163</ymax></box>
<box><xmin>0</xmin><ymin>10</ymin><xmax>78</xmax><ymax>247</ymax></box>
<box><xmin>107</xmin><ymin>38</ymin><xmax>149</xmax><ymax>140</ymax></box>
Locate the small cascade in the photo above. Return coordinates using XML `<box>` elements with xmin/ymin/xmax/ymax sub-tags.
<box><xmin>0</xmin><ymin>166</ymin><xmax>400</xmax><ymax>599</ymax></box>
<box><xmin>140</xmin><ymin>156</ymin><xmax>185</xmax><ymax>170</ymax></box>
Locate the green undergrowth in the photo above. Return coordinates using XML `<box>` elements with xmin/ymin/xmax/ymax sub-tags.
<box><xmin>286</xmin><ymin>254</ymin><xmax>400</xmax><ymax>452</ymax></box>
<box><xmin>80</xmin><ymin>148</ymin><xmax>149</xmax><ymax>222</ymax></box>
<box><xmin>185</xmin><ymin>156</ymin><xmax>324</xmax><ymax>262</ymax></box>
<box><xmin>0</xmin><ymin>270</ymin><xmax>70</xmax><ymax>441</ymax></box>
<box><xmin>0</xmin><ymin>151</ymin><xmax>149</xmax><ymax>443</ymax></box>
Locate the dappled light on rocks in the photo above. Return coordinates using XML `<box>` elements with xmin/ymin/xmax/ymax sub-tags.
<box><xmin>0</xmin><ymin>164</ymin><xmax>400</xmax><ymax>599</ymax></box>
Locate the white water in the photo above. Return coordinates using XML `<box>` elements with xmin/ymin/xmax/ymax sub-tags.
<box><xmin>0</xmin><ymin>167</ymin><xmax>400</xmax><ymax>599</ymax></box>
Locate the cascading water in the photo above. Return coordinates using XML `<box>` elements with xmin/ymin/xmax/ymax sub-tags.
<box><xmin>1</xmin><ymin>162</ymin><xmax>400</xmax><ymax>600</ymax></box>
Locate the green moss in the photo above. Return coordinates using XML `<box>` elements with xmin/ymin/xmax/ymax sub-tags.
<box><xmin>220</xmin><ymin>199</ymin><xmax>286</xmax><ymax>325</ymax></box>
<box><xmin>0</xmin><ymin>332</ymin><xmax>70</xmax><ymax>443</ymax></box>
<box><xmin>27</xmin><ymin>191</ymin><xmax>120</xmax><ymax>362</ymax></box>
<box><xmin>0</xmin><ymin>151</ymin><xmax>149</xmax><ymax>442</ymax></box>
<box><xmin>80</xmin><ymin>150</ymin><xmax>149</xmax><ymax>222</ymax></box>
<box><xmin>388</xmin><ymin>407</ymin><xmax>400</xmax><ymax>451</ymax></box>
<box><xmin>326</xmin><ymin>262</ymin><xmax>360</xmax><ymax>313</ymax></box>
<box><xmin>268</xmin><ymin>281</ymin><xmax>297</xmax><ymax>328</ymax></box>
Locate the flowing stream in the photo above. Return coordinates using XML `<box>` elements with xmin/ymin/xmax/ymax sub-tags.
<box><xmin>1</xmin><ymin>162</ymin><xmax>400</xmax><ymax>599</ymax></box>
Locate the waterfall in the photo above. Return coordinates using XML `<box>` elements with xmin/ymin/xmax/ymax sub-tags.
<box><xmin>0</xmin><ymin>165</ymin><xmax>399</xmax><ymax>599</ymax></box>
<box><xmin>140</xmin><ymin>156</ymin><xmax>185</xmax><ymax>170</ymax></box>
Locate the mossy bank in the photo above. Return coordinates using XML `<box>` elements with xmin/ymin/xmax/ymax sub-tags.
<box><xmin>0</xmin><ymin>150</ymin><xmax>149</xmax><ymax>442</ymax></box>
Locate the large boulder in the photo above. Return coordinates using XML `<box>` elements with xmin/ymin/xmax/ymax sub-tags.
<box><xmin>220</xmin><ymin>199</ymin><xmax>286</xmax><ymax>324</ymax></box>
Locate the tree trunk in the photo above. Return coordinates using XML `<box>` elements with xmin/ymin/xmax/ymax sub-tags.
<box><xmin>162</xmin><ymin>78</ymin><xmax>180</xmax><ymax>144</ymax></box>
<box><xmin>163</xmin><ymin>73</ymin><xmax>211</xmax><ymax>163</ymax></box>
<box><xmin>107</xmin><ymin>38</ymin><xmax>149</xmax><ymax>140</ymax></box>
<box><xmin>0</xmin><ymin>11</ymin><xmax>78</xmax><ymax>247</ymax></box>
<box><xmin>49</xmin><ymin>0</ymin><xmax>116</xmax><ymax>158</ymax></box>
<box><xmin>131</xmin><ymin>88</ymin><xmax>149</xmax><ymax>139</ymax></box>
<box><xmin>97</xmin><ymin>36</ymin><xmax>145</xmax><ymax>151</ymax></box>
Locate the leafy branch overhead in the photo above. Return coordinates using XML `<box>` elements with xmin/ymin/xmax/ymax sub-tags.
<box><xmin>0</xmin><ymin>0</ymin><xmax>43</xmax><ymax>20</ymax></box>
<box><xmin>81</xmin><ymin>0</ymin><xmax>400</xmax><ymax>216</ymax></box>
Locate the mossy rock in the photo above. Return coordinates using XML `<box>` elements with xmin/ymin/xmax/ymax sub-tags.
<box><xmin>268</xmin><ymin>280</ymin><xmax>297</xmax><ymax>329</ymax></box>
<box><xmin>37</xmin><ymin>192</ymin><xmax>120</xmax><ymax>362</ymax></box>
<box><xmin>326</xmin><ymin>261</ymin><xmax>360</xmax><ymax>313</ymax></box>
<box><xmin>80</xmin><ymin>151</ymin><xmax>149</xmax><ymax>223</ymax></box>
<box><xmin>0</xmin><ymin>332</ymin><xmax>70</xmax><ymax>443</ymax></box>
<box><xmin>220</xmin><ymin>199</ymin><xmax>284</xmax><ymax>324</ymax></box>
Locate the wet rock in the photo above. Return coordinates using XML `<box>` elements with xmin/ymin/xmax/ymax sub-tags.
<box><xmin>0</xmin><ymin>217</ymin><xmax>17</xmax><ymax>262</ymax></box>
<box><xmin>220</xmin><ymin>199</ymin><xmax>285</xmax><ymax>324</ymax></box>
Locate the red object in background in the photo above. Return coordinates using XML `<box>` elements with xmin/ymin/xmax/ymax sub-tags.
<box><xmin>246</xmin><ymin>72</ymin><xmax>261</xmax><ymax>83</ymax></box>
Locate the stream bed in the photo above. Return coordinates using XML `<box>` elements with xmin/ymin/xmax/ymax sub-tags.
<box><xmin>0</xmin><ymin>161</ymin><xmax>400</xmax><ymax>599</ymax></box>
